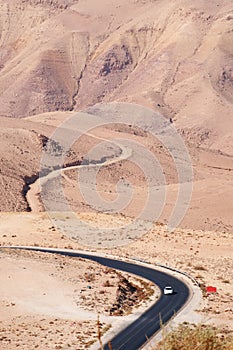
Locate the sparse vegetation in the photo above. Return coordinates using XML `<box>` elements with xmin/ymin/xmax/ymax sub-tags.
<box><xmin>103</xmin><ymin>280</ymin><xmax>112</xmax><ymax>287</ymax></box>
<box><xmin>1</xmin><ymin>0</ymin><xmax>233</xmax><ymax>349</ymax></box>
<box><xmin>194</xmin><ymin>265</ymin><xmax>207</xmax><ymax>271</ymax></box>
<box><xmin>157</xmin><ymin>324</ymin><xmax>233</xmax><ymax>350</ymax></box>
<box><xmin>222</xmin><ymin>280</ymin><xmax>230</xmax><ymax>284</ymax></box>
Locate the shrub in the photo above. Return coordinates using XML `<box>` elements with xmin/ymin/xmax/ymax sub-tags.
<box><xmin>157</xmin><ymin>323</ymin><xmax>233</xmax><ymax>350</ymax></box>
<box><xmin>194</xmin><ymin>265</ymin><xmax>207</xmax><ymax>271</ymax></box>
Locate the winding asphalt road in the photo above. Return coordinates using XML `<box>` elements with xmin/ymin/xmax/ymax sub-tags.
<box><xmin>6</xmin><ymin>247</ymin><xmax>190</xmax><ymax>350</ymax></box>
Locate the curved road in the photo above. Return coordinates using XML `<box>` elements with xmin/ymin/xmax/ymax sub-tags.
<box><xmin>7</xmin><ymin>247</ymin><xmax>190</xmax><ymax>350</ymax></box>
<box><xmin>26</xmin><ymin>132</ymin><xmax>132</xmax><ymax>212</ymax></box>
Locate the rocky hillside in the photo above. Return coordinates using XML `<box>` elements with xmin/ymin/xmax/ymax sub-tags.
<box><xmin>0</xmin><ymin>0</ymin><xmax>233</xmax><ymax>154</ymax></box>
<box><xmin>0</xmin><ymin>0</ymin><xmax>232</xmax><ymax>232</ymax></box>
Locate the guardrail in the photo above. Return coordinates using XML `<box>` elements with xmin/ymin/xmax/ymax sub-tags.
<box><xmin>130</xmin><ymin>257</ymin><xmax>199</xmax><ymax>287</ymax></box>
<box><xmin>155</xmin><ymin>263</ymin><xmax>200</xmax><ymax>287</ymax></box>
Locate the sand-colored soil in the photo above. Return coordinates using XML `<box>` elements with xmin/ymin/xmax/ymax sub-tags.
<box><xmin>0</xmin><ymin>247</ymin><xmax>157</xmax><ymax>349</ymax></box>
<box><xmin>0</xmin><ymin>316</ymin><xmax>99</xmax><ymax>350</ymax></box>
<box><xmin>0</xmin><ymin>212</ymin><xmax>232</xmax><ymax>333</ymax></box>
<box><xmin>24</xmin><ymin>109</ymin><xmax>233</xmax><ymax>234</ymax></box>
<box><xmin>0</xmin><ymin>0</ymin><xmax>233</xmax><ymax>348</ymax></box>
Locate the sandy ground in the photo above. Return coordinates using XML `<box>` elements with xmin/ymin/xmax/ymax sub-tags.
<box><xmin>0</xmin><ymin>247</ymin><xmax>157</xmax><ymax>349</ymax></box>
<box><xmin>25</xmin><ymin>109</ymin><xmax>233</xmax><ymax>234</ymax></box>
<box><xmin>0</xmin><ymin>0</ymin><xmax>233</xmax><ymax>348</ymax></box>
<box><xmin>0</xmin><ymin>212</ymin><xmax>232</xmax><ymax>332</ymax></box>
<box><xmin>0</xmin><ymin>107</ymin><xmax>232</xmax><ymax>346</ymax></box>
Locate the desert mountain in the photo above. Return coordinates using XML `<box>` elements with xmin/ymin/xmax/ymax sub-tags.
<box><xmin>1</xmin><ymin>3</ymin><xmax>233</xmax><ymax>347</ymax></box>
<box><xmin>0</xmin><ymin>0</ymin><xmax>232</xmax><ymax>232</ymax></box>
<box><xmin>0</xmin><ymin>0</ymin><xmax>232</xmax><ymax>152</ymax></box>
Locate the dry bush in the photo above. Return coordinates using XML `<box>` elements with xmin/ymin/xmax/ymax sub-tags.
<box><xmin>194</xmin><ymin>265</ymin><xmax>207</xmax><ymax>271</ymax></box>
<box><xmin>103</xmin><ymin>280</ymin><xmax>112</xmax><ymax>287</ymax></box>
<box><xmin>157</xmin><ymin>324</ymin><xmax>233</xmax><ymax>350</ymax></box>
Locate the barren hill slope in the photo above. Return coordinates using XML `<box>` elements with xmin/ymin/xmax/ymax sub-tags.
<box><xmin>0</xmin><ymin>0</ymin><xmax>233</xmax><ymax>153</ymax></box>
<box><xmin>1</xmin><ymin>2</ymin><xmax>233</xmax><ymax>344</ymax></box>
<box><xmin>0</xmin><ymin>0</ymin><xmax>232</xmax><ymax>232</ymax></box>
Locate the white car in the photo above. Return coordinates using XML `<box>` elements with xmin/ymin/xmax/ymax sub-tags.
<box><xmin>163</xmin><ymin>286</ymin><xmax>174</xmax><ymax>295</ymax></box>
